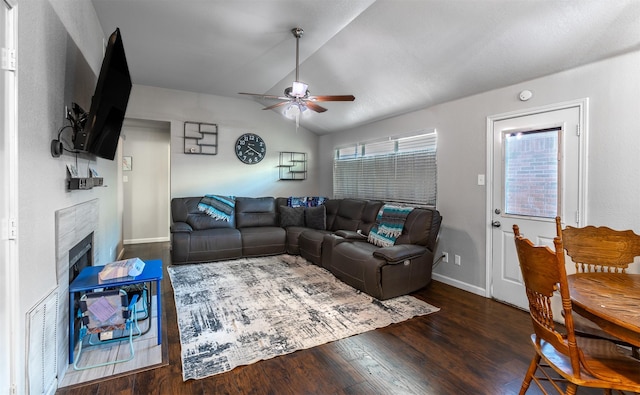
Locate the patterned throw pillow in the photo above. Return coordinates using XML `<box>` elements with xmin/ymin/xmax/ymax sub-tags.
<box><xmin>280</xmin><ymin>206</ymin><xmax>305</xmax><ymax>227</ymax></box>
<box><xmin>287</xmin><ymin>196</ymin><xmax>328</xmax><ymax>208</ymax></box>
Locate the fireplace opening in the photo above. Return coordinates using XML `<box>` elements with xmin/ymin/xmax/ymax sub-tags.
<box><xmin>68</xmin><ymin>232</ymin><xmax>93</xmax><ymax>283</ymax></box>
<box><xmin>68</xmin><ymin>232</ymin><xmax>93</xmax><ymax>344</ymax></box>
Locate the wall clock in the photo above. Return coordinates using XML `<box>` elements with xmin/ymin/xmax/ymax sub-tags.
<box><xmin>235</xmin><ymin>133</ymin><xmax>266</xmax><ymax>164</ymax></box>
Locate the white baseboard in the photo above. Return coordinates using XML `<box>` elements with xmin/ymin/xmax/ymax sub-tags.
<box><xmin>124</xmin><ymin>237</ymin><xmax>169</xmax><ymax>245</ymax></box>
<box><xmin>432</xmin><ymin>272</ymin><xmax>486</xmax><ymax>297</ymax></box>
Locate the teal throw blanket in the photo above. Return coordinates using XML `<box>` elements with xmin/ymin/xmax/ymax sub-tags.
<box><xmin>368</xmin><ymin>205</ymin><xmax>414</xmax><ymax>247</ymax></box>
<box><xmin>198</xmin><ymin>195</ymin><xmax>236</xmax><ymax>222</ymax></box>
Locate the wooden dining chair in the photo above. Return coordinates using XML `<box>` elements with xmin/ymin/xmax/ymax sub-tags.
<box><xmin>513</xmin><ymin>224</ymin><xmax>640</xmax><ymax>395</ymax></box>
<box><xmin>556</xmin><ymin>216</ymin><xmax>640</xmax><ymax>273</ymax></box>
<box><xmin>556</xmin><ymin>216</ymin><xmax>640</xmax><ymax>358</ymax></box>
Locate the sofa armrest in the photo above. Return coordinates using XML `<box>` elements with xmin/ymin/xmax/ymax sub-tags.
<box><xmin>334</xmin><ymin>230</ymin><xmax>368</xmax><ymax>240</ymax></box>
<box><xmin>170</xmin><ymin>222</ymin><xmax>193</xmax><ymax>233</ymax></box>
<box><xmin>373</xmin><ymin>244</ymin><xmax>427</xmax><ymax>264</ymax></box>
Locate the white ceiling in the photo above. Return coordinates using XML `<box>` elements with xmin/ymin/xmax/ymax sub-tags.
<box><xmin>91</xmin><ymin>0</ymin><xmax>640</xmax><ymax>135</ymax></box>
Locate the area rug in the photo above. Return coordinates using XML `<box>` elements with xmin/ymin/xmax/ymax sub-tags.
<box><xmin>167</xmin><ymin>254</ymin><xmax>439</xmax><ymax>381</ymax></box>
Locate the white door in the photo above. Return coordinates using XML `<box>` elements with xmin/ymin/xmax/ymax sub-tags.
<box><xmin>489</xmin><ymin>102</ymin><xmax>585</xmax><ymax>310</ymax></box>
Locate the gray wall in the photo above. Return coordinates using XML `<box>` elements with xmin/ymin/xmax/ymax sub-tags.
<box><xmin>319</xmin><ymin>50</ymin><xmax>640</xmax><ymax>294</ymax></box>
<box><xmin>125</xmin><ymin>84</ymin><xmax>322</xmax><ymax>199</ymax></box>
<box><xmin>17</xmin><ymin>1</ymin><xmax>117</xmax><ymax>393</ymax></box>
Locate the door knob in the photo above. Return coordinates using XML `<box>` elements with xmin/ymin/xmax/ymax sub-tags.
<box><xmin>492</xmin><ymin>220</ymin><xmax>501</xmax><ymax>228</ymax></box>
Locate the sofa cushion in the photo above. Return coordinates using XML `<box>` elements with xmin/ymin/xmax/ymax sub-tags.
<box><xmin>171</xmin><ymin>227</ymin><xmax>242</xmax><ymax>264</ymax></box>
<box><xmin>395</xmin><ymin>208</ymin><xmax>440</xmax><ymax>247</ymax></box>
<box><xmin>236</xmin><ymin>197</ymin><xmax>277</xmax><ymax>228</ymax></box>
<box><xmin>172</xmin><ymin>197</ymin><xmax>234</xmax><ymax>230</ymax></box>
<box><xmin>280</xmin><ymin>206</ymin><xmax>305</xmax><ymax>227</ymax></box>
<box><xmin>299</xmin><ymin>229</ymin><xmax>332</xmax><ymax>266</ymax></box>
<box><xmin>328</xmin><ymin>241</ymin><xmax>385</xmax><ymax>297</ymax></box>
<box><xmin>187</xmin><ymin>214</ymin><xmax>230</xmax><ymax>231</ymax></box>
<box><xmin>305</xmin><ymin>205</ymin><xmax>326</xmax><ymax>230</ymax></box>
<box><xmin>284</xmin><ymin>226</ymin><xmax>307</xmax><ymax>255</ymax></box>
<box><xmin>360</xmin><ymin>201</ymin><xmax>385</xmax><ymax>233</ymax></box>
<box><xmin>171</xmin><ymin>197</ymin><xmax>199</xmax><ymax>222</ymax></box>
<box><xmin>323</xmin><ymin>199</ymin><xmax>340</xmax><ymax>230</ymax></box>
<box><xmin>189</xmin><ymin>228</ymin><xmax>242</xmax><ymax>253</ymax></box>
<box><xmin>330</xmin><ymin>199</ymin><xmax>366</xmax><ymax>231</ymax></box>
<box><xmin>239</xmin><ymin>227</ymin><xmax>286</xmax><ymax>256</ymax></box>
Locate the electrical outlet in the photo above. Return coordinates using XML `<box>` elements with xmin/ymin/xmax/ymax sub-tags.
<box><xmin>455</xmin><ymin>254</ymin><xmax>461</xmax><ymax>266</ymax></box>
<box><xmin>442</xmin><ymin>252</ymin><xmax>449</xmax><ymax>263</ymax></box>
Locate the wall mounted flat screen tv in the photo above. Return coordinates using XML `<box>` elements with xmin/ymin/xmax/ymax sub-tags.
<box><xmin>73</xmin><ymin>28</ymin><xmax>132</xmax><ymax>160</ymax></box>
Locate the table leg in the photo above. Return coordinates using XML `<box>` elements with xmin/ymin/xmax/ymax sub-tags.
<box><xmin>68</xmin><ymin>291</ymin><xmax>75</xmax><ymax>364</ymax></box>
<box><xmin>156</xmin><ymin>279</ymin><xmax>162</xmax><ymax>344</ymax></box>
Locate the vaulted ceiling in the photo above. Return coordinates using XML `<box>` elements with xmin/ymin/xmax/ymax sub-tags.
<box><xmin>91</xmin><ymin>0</ymin><xmax>640</xmax><ymax>135</ymax></box>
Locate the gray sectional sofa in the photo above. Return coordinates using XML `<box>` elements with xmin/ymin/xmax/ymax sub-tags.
<box><xmin>170</xmin><ymin>196</ymin><xmax>442</xmax><ymax>299</ymax></box>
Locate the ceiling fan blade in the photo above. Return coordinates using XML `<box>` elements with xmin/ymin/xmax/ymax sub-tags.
<box><xmin>262</xmin><ymin>101</ymin><xmax>289</xmax><ymax>111</ymax></box>
<box><xmin>239</xmin><ymin>92</ymin><xmax>289</xmax><ymax>100</ymax></box>
<box><xmin>307</xmin><ymin>95</ymin><xmax>356</xmax><ymax>102</ymax></box>
<box><xmin>305</xmin><ymin>101</ymin><xmax>328</xmax><ymax>113</ymax></box>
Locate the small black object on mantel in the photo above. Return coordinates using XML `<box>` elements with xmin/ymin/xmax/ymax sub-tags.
<box><xmin>68</xmin><ymin>177</ymin><xmax>104</xmax><ymax>190</ymax></box>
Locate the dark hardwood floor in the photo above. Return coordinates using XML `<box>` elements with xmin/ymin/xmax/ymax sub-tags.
<box><xmin>55</xmin><ymin>242</ymin><xmax>599</xmax><ymax>395</ymax></box>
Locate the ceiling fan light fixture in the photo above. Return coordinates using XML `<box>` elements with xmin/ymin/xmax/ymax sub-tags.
<box><xmin>291</xmin><ymin>81</ymin><xmax>308</xmax><ymax>97</ymax></box>
<box><xmin>284</xmin><ymin>101</ymin><xmax>307</xmax><ymax>119</ymax></box>
<box><xmin>284</xmin><ymin>101</ymin><xmax>307</xmax><ymax>131</ymax></box>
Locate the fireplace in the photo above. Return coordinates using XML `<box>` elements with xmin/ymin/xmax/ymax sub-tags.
<box><xmin>54</xmin><ymin>199</ymin><xmax>99</xmax><ymax>381</ymax></box>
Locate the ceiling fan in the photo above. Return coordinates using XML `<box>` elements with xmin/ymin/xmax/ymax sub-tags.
<box><xmin>239</xmin><ymin>27</ymin><xmax>355</xmax><ymax>118</ymax></box>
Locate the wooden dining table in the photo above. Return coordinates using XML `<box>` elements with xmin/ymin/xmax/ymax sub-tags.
<box><xmin>567</xmin><ymin>272</ymin><xmax>640</xmax><ymax>348</ymax></box>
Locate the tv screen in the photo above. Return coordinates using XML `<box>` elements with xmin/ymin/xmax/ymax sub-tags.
<box><xmin>73</xmin><ymin>28</ymin><xmax>132</xmax><ymax>160</ymax></box>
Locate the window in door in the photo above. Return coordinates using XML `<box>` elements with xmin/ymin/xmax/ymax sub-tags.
<box><xmin>503</xmin><ymin>127</ymin><xmax>561</xmax><ymax>218</ymax></box>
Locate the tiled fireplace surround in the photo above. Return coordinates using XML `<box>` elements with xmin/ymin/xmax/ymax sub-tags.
<box><xmin>54</xmin><ymin>198</ymin><xmax>99</xmax><ymax>381</ymax></box>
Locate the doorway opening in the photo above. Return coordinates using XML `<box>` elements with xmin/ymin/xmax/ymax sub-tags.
<box><xmin>120</xmin><ymin>119</ymin><xmax>171</xmax><ymax>246</ymax></box>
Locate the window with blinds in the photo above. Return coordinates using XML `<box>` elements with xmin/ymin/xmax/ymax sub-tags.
<box><xmin>333</xmin><ymin>130</ymin><xmax>437</xmax><ymax>207</ymax></box>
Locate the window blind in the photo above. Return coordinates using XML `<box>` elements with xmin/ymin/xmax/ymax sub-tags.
<box><xmin>333</xmin><ymin>131</ymin><xmax>437</xmax><ymax>207</ymax></box>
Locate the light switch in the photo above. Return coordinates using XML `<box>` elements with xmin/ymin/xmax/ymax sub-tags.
<box><xmin>477</xmin><ymin>174</ymin><xmax>485</xmax><ymax>185</ymax></box>
<box><xmin>123</xmin><ymin>175</ymin><xmax>129</xmax><ymax>182</ymax></box>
